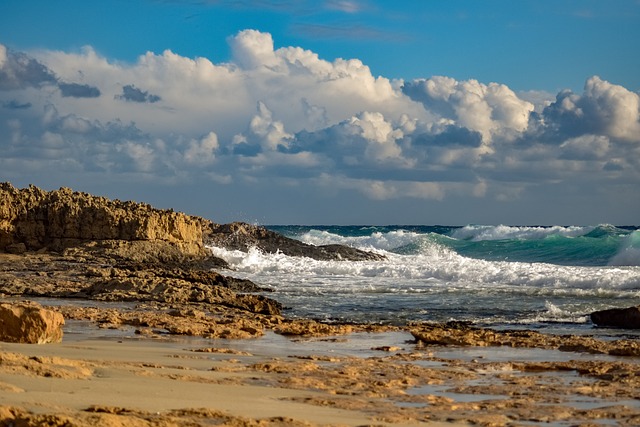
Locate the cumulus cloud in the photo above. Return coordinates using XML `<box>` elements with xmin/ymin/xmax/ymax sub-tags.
<box><xmin>229</xmin><ymin>30</ymin><xmax>279</xmax><ymax>70</ymax></box>
<box><xmin>183</xmin><ymin>132</ymin><xmax>219</xmax><ymax>166</ymax></box>
<box><xmin>403</xmin><ymin>76</ymin><xmax>535</xmax><ymax>143</ymax></box>
<box><xmin>559</xmin><ymin>135</ymin><xmax>610</xmax><ymax>160</ymax></box>
<box><xmin>1</xmin><ymin>31</ymin><xmax>638</xmax><ymax>220</ymax></box>
<box><xmin>542</xmin><ymin>76</ymin><xmax>640</xmax><ymax>142</ymax></box>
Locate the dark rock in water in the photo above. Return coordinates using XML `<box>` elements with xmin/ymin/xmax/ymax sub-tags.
<box><xmin>204</xmin><ymin>222</ymin><xmax>385</xmax><ymax>261</ymax></box>
<box><xmin>591</xmin><ymin>306</ymin><xmax>640</xmax><ymax>329</ymax></box>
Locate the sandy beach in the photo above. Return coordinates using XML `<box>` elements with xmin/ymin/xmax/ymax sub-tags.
<box><xmin>2</xmin><ymin>315</ymin><xmax>640</xmax><ymax>426</ymax></box>
<box><xmin>0</xmin><ymin>321</ymin><xmax>449</xmax><ymax>426</ymax></box>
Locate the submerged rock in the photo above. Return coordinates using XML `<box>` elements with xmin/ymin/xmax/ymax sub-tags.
<box><xmin>205</xmin><ymin>221</ymin><xmax>385</xmax><ymax>261</ymax></box>
<box><xmin>590</xmin><ymin>306</ymin><xmax>640</xmax><ymax>329</ymax></box>
<box><xmin>0</xmin><ymin>302</ymin><xmax>64</xmax><ymax>344</ymax></box>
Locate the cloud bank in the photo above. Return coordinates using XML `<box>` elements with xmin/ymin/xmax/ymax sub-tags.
<box><xmin>1</xmin><ymin>30</ymin><xmax>638</xmax><ymax>223</ymax></box>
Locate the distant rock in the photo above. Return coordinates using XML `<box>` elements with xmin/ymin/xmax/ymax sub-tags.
<box><xmin>590</xmin><ymin>306</ymin><xmax>640</xmax><ymax>329</ymax></box>
<box><xmin>205</xmin><ymin>222</ymin><xmax>385</xmax><ymax>261</ymax></box>
<box><xmin>0</xmin><ymin>302</ymin><xmax>64</xmax><ymax>344</ymax></box>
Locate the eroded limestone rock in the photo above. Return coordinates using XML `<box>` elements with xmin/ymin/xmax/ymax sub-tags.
<box><xmin>0</xmin><ymin>302</ymin><xmax>64</xmax><ymax>344</ymax></box>
<box><xmin>0</xmin><ymin>183</ymin><xmax>210</xmax><ymax>263</ymax></box>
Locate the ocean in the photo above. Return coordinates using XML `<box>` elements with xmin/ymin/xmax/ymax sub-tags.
<box><xmin>208</xmin><ymin>224</ymin><xmax>640</xmax><ymax>336</ymax></box>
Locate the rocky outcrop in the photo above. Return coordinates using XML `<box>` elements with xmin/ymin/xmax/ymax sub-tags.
<box><xmin>1</xmin><ymin>183</ymin><xmax>383</xmax><ymax>263</ymax></box>
<box><xmin>0</xmin><ymin>302</ymin><xmax>64</xmax><ymax>344</ymax></box>
<box><xmin>0</xmin><ymin>182</ymin><xmax>210</xmax><ymax>263</ymax></box>
<box><xmin>590</xmin><ymin>306</ymin><xmax>640</xmax><ymax>329</ymax></box>
<box><xmin>0</xmin><ymin>252</ymin><xmax>281</xmax><ymax>316</ymax></box>
<box><xmin>410</xmin><ymin>322</ymin><xmax>640</xmax><ymax>356</ymax></box>
<box><xmin>78</xmin><ymin>265</ymin><xmax>282</xmax><ymax>315</ymax></box>
<box><xmin>205</xmin><ymin>222</ymin><xmax>385</xmax><ymax>261</ymax></box>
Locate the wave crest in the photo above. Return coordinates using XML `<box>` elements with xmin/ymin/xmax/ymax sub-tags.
<box><xmin>450</xmin><ymin>224</ymin><xmax>595</xmax><ymax>241</ymax></box>
<box><xmin>608</xmin><ymin>231</ymin><xmax>640</xmax><ymax>266</ymax></box>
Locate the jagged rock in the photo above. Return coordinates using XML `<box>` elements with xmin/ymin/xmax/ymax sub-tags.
<box><xmin>205</xmin><ymin>221</ymin><xmax>385</xmax><ymax>261</ymax></box>
<box><xmin>0</xmin><ymin>182</ymin><xmax>212</xmax><ymax>263</ymax></box>
<box><xmin>1</xmin><ymin>183</ymin><xmax>382</xmax><ymax>264</ymax></box>
<box><xmin>590</xmin><ymin>306</ymin><xmax>640</xmax><ymax>329</ymax></box>
<box><xmin>0</xmin><ymin>302</ymin><xmax>64</xmax><ymax>344</ymax></box>
<box><xmin>79</xmin><ymin>272</ymin><xmax>282</xmax><ymax>315</ymax></box>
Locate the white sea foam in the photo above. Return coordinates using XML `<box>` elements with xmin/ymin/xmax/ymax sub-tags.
<box><xmin>450</xmin><ymin>224</ymin><xmax>594</xmax><ymax>241</ymax></box>
<box><xmin>297</xmin><ymin>229</ymin><xmax>424</xmax><ymax>251</ymax></box>
<box><xmin>206</xmin><ymin>228</ymin><xmax>640</xmax><ymax>325</ymax></box>
<box><xmin>208</xmin><ymin>243</ymin><xmax>640</xmax><ymax>294</ymax></box>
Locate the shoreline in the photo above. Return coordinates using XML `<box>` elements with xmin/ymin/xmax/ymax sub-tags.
<box><xmin>1</xmin><ymin>185</ymin><xmax>639</xmax><ymax>426</ymax></box>
<box><xmin>2</xmin><ymin>314</ymin><xmax>640</xmax><ymax>426</ymax></box>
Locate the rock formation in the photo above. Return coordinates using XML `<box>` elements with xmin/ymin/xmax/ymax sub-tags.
<box><xmin>0</xmin><ymin>301</ymin><xmax>64</xmax><ymax>343</ymax></box>
<box><xmin>1</xmin><ymin>183</ymin><xmax>383</xmax><ymax>263</ymax></box>
<box><xmin>590</xmin><ymin>306</ymin><xmax>640</xmax><ymax>329</ymax></box>
<box><xmin>0</xmin><ymin>182</ymin><xmax>209</xmax><ymax>263</ymax></box>
<box><xmin>0</xmin><ymin>183</ymin><xmax>385</xmax><ymax>340</ymax></box>
<box><xmin>409</xmin><ymin>321</ymin><xmax>640</xmax><ymax>356</ymax></box>
<box><xmin>205</xmin><ymin>222</ymin><xmax>385</xmax><ymax>261</ymax></box>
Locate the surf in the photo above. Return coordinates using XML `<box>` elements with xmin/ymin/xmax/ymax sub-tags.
<box><xmin>207</xmin><ymin>224</ymin><xmax>640</xmax><ymax>327</ymax></box>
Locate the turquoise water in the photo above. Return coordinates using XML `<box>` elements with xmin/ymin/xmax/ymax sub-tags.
<box><xmin>268</xmin><ymin>224</ymin><xmax>640</xmax><ymax>267</ymax></box>
<box><xmin>208</xmin><ymin>224</ymin><xmax>640</xmax><ymax>333</ymax></box>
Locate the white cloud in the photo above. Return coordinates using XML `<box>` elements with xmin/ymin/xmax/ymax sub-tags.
<box><xmin>183</xmin><ymin>131</ymin><xmax>219</xmax><ymax>166</ymax></box>
<box><xmin>118</xmin><ymin>141</ymin><xmax>156</xmax><ymax>173</ymax></box>
<box><xmin>403</xmin><ymin>76</ymin><xmax>534</xmax><ymax>143</ymax></box>
<box><xmin>229</xmin><ymin>29</ymin><xmax>279</xmax><ymax>70</ymax></box>
<box><xmin>1</xmin><ymin>31</ymin><xmax>638</xmax><ymax>222</ymax></box>
<box><xmin>345</xmin><ymin>112</ymin><xmax>408</xmax><ymax>164</ymax></box>
<box><xmin>582</xmin><ymin>76</ymin><xmax>640</xmax><ymax>141</ymax></box>
<box><xmin>560</xmin><ymin>134</ymin><xmax>610</xmax><ymax>160</ymax></box>
<box><xmin>542</xmin><ymin>76</ymin><xmax>640</xmax><ymax>142</ymax></box>
<box><xmin>402</xmin><ymin>76</ymin><xmax>535</xmax><ymax>143</ymax></box>
<box><xmin>247</xmin><ymin>101</ymin><xmax>292</xmax><ymax>151</ymax></box>
<box><xmin>0</xmin><ymin>44</ymin><xmax>57</xmax><ymax>90</ymax></box>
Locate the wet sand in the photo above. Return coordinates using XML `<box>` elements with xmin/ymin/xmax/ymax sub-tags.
<box><xmin>2</xmin><ymin>320</ymin><xmax>640</xmax><ymax>426</ymax></box>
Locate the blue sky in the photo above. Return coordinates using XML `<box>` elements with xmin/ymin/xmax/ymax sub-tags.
<box><xmin>3</xmin><ymin>0</ymin><xmax>639</xmax><ymax>91</ymax></box>
<box><xmin>1</xmin><ymin>0</ymin><xmax>639</xmax><ymax>225</ymax></box>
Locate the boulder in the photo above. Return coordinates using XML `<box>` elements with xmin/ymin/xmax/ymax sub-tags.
<box><xmin>590</xmin><ymin>306</ymin><xmax>640</xmax><ymax>329</ymax></box>
<box><xmin>0</xmin><ymin>302</ymin><xmax>64</xmax><ymax>343</ymax></box>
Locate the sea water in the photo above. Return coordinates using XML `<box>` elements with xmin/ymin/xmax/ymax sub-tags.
<box><xmin>208</xmin><ymin>224</ymin><xmax>640</xmax><ymax>336</ymax></box>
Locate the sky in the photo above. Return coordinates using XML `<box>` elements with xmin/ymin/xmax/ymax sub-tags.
<box><xmin>0</xmin><ymin>0</ymin><xmax>639</xmax><ymax>225</ymax></box>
